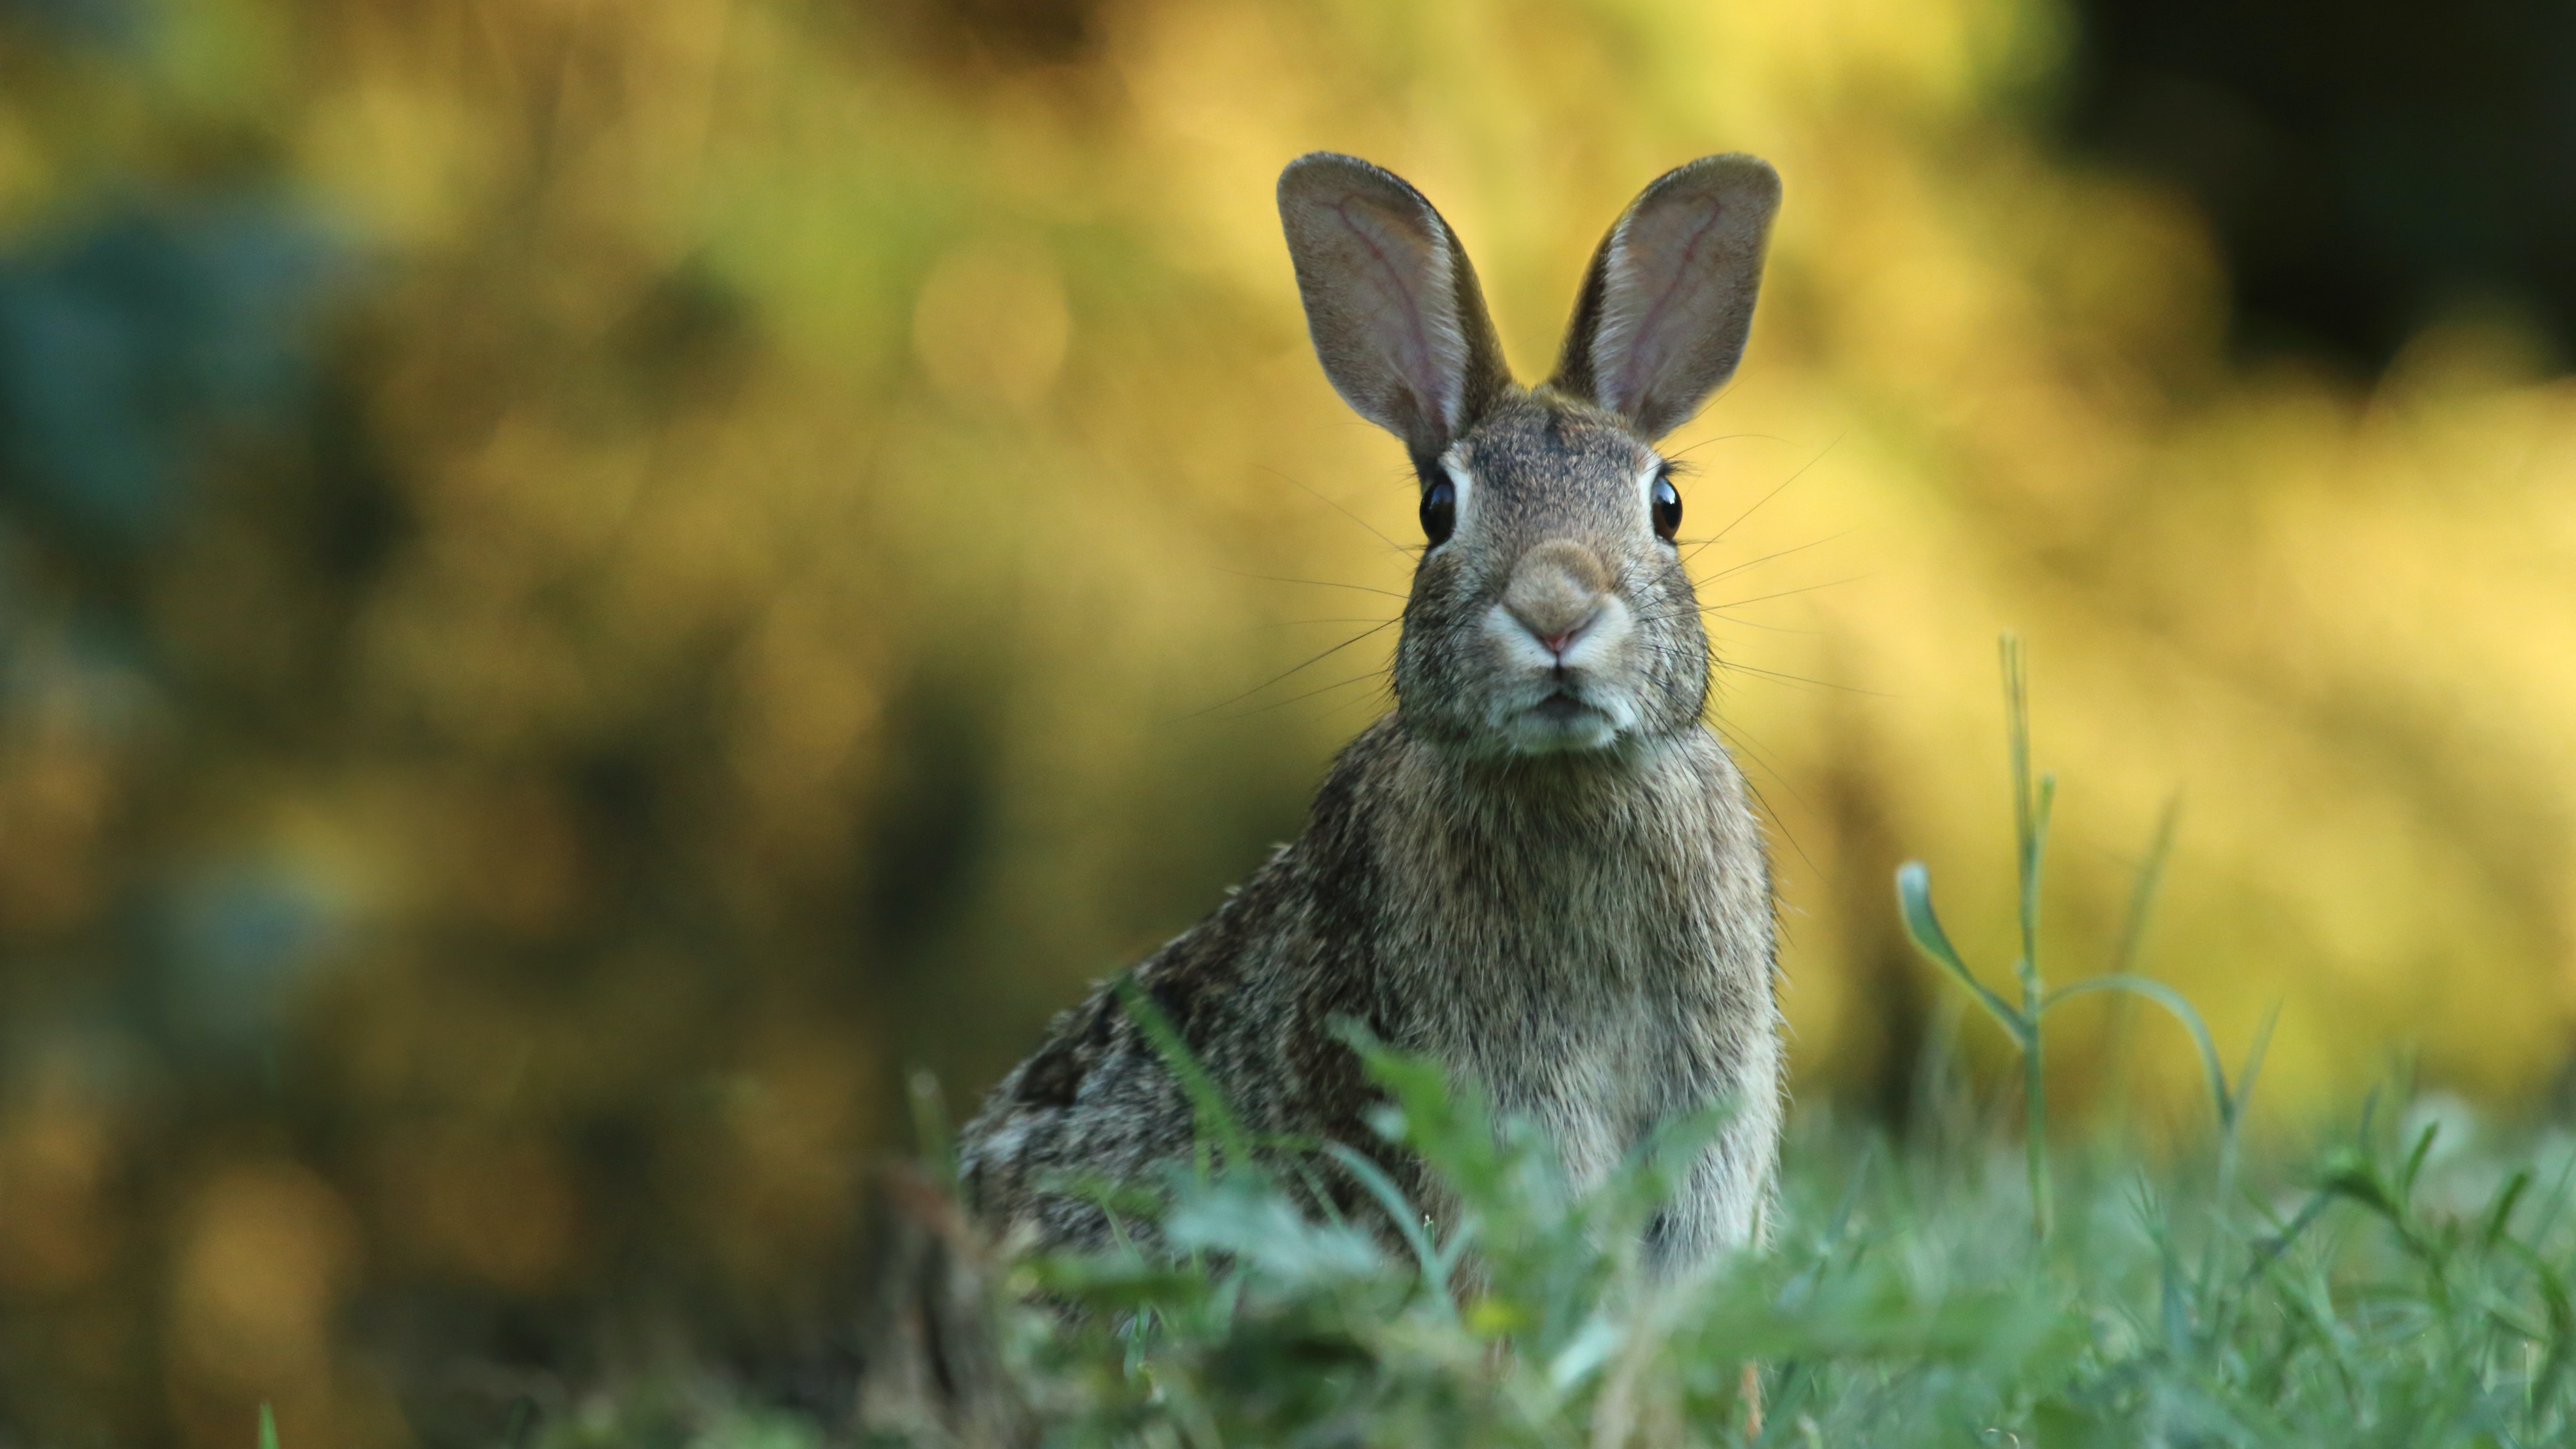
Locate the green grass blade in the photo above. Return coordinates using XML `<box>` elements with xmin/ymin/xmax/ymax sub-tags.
<box><xmin>2483</xmin><ymin>1169</ymin><xmax>2534</xmax><ymax>1249</ymax></box>
<box><xmin>1117</xmin><ymin>977</ymin><xmax>1252</xmax><ymax>1169</ymax></box>
<box><xmin>258</xmin><ymin>1404</ymin><xmax>279</xmax><ymax>1449</ymax></box>
<box><xmin>2400</xmin><ymin>1120</ymin><xmax>2440</xmax><ymax>1199</ymax></box>
<box><xmin>1324</xmin><ymin>1142</ymin><xmax>1456</xmax><ymax>1314</ymax></box>
<box><xmin>2019</xmin><ymin>771</ymin><xmax>2055</xmax><ymax>998</ymax></box>
<box><xmin>2109</xmin><ymin>794</ymin><xmax>2183</xmax><ymax>978</ymax></box>
<box><xmin>1896</xmin><ymin>861</ymin><xmax>2030</xmax><ymax>1047</ymax></box>
<box><xmin>2235</xmin><ymin>1005</ymin><xmax>2279</xmax><ymax>1120</ymax></box>
<box><xmin>2003</xmin><ymin>634</ymin><xmax>2033</xmax><ymax>877</ymax></box>
<box><xmin>2042</xmin><ymin>973</ymin><xmax>2232</xmax><ymax>1130</ymax></box>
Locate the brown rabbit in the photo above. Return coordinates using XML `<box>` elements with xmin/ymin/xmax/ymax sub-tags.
<box><xmin>957</xmin><ymin>152</ymin><xmax>1784</xmax><ymax>1277</ymax></box>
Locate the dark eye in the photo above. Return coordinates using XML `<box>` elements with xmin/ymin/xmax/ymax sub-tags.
<box><xmin>1419</xmin><ymin>478</ymin><xmax>1457</xmax><ymax>548</ymax></box>
<box><xmin>1651</xmin><ymin>472</ymin><xmax>1682</xmax><ymax>541</ymax></box>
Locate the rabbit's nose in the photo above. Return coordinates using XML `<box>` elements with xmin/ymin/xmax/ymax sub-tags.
<box><xmin>1504</xmin><ymin>541</ymin><xmax>1612</xmax><ymax>655</ymax></box>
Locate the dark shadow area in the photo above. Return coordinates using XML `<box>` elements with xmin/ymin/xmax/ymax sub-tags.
<box><xmin>2061</xmin><ymin>0</ymin><xmax>2576</xmax><ymax>368</ymax></box>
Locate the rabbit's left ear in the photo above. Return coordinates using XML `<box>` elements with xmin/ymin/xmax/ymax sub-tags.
<box><xmin>1551</xmin><ymin>155</ymin><xmax>1780</xmax><ymax>441</ymax></box>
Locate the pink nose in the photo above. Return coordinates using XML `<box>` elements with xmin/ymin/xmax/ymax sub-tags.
<box><xmin>1537</xmin><ymin>624</ymin><xmax>1585</xmax><ymax>656</ymax></box>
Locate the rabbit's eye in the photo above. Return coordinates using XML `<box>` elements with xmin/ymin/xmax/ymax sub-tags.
<box><xmin>1419</xmin><ymin>478</ymin><xmax>1457</xmax><ymax>548</ymax></box>
<box><xmin>1651</xmin><ymin>474</ymin><xmax>1682</xmax><ymax>541</ymax></box>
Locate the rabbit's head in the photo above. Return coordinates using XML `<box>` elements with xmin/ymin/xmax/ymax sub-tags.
<box><xmin>1279</xmin><ymin>153</ymin><xmax>1778</xmax><ymax>759</ymax></box>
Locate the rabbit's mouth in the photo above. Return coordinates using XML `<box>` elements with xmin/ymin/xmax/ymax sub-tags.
<box><xmin>1468</xmin><ymin>592</ymin><xmax>1647</xmax><ymax>754</ymax></box>
<box><xmin>1498</xmin><ymin>684</ymin><xmax>1630</xmax><ymax>754</ymax></box>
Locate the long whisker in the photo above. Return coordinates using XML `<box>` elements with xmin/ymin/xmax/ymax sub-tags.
<box><xmin>1690</xmin><ymin>531</ymin><xmax>1856</xmax><ymax>586</ymax></box>
<box><xmin>1181</xmin><ymin>619</ymin><xmax>1401</xmax><ymax>719</ymax></box>
<box><xmin>1701</xmin><ymin>612</ymin><xmax>1824</xmax><ymax>635</ymax></box>
<box><xmin>1663</xmin><ymin>431</ymin><xmax>1796</xmax><ymax>464</ymax></box>
<box><xmin>1615</xmin><ymin>635</ymin><xmax>1852</xmax><ymax>690</ymax></box>
<box><xmin>1711</xmin><ymin>659</ymin><xmax>1893</xmax><ymax>697</ymax></box>
<box><xmin>1705</xmin><ymin>715</ymin><xmax>1820</xmax><ymax>875</ymax></box>
<box><xmin>1707</xmin><ymin>576</ymin><xmax>1868</xmax><ymax>610</ymax></box>
<box><xmin>1316</xmin><ymin>676</ymin><xmax>1402</xmax><ymax>727</ymax></box>
<box><xmin>1680</xmin><ymin>433</ymin><xmax>1843</xmax><ymax>564</ymax></box>
<box><xmin>1260</xmin><ymin>465</ymin><xmax>1421</xmax><ymax>560</ymax></box>
<box><xmin>1635</xmin><ymin>575</ymin><xmax>1870</xmax><ymax>630</ymax></box>
<box><xmin>1203</xmin><ymin>666</ymin><xmax>1393</xmax><ymax>722</ymax></box>
<box><xmin>1216</xmin><ymin>569</ymin><xmax>1408</xmax><ymax>600</ymax></box>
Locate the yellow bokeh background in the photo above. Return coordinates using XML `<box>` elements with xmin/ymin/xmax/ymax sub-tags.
<box><xmin>0</xmin><ymin>0</ymin><xmax>2571</xmax><ymax>1440</ymax></box>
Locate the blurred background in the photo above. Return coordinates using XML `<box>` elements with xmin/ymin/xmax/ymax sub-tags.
<box><xmin>0</xmin><ymin>0</ymin><xmax>2572</xmax><ymax>1440</ymax></box>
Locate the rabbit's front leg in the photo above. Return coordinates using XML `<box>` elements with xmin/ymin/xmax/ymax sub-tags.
<box><xmin>1640</xmin><ymin>1061</ymin><xmax>1780</xmax><ymax>1278</ymax></box>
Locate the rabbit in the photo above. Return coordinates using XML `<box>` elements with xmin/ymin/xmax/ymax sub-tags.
<box><xmin>957</xmin><ymin>151</ymin><xmax>1784</xmax><ymax>1279</ymax></box>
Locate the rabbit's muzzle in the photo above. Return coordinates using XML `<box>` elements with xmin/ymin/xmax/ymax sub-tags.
<box><xmin>1502</xmin><ymin>539</ymin><xmax>1610</xmax><ymax>653</ymax></box>
<box><xmin>1480</xmin><ymin>538</ymin><xmax>1642</xmax><ymax>753</ymax></box>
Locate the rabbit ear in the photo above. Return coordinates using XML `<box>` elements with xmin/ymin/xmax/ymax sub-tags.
<box><xmin>1278</xmin><ymin>153</ymin><xmax>1512</xmax><ymax>463</ymax></box>
<box><xmin>1551</xmin><ymin>154</ymin><xmax>1780</xmax><ymax>441</ymax></box>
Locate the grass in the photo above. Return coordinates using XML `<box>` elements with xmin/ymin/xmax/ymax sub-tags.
<box><xmin>525</xmin><ymin>647</ymin><xmax>2576</xmax><ymax>1448</ymax></box>
<box><xmin>1896</xmin><ymin>636</ymin><xmax>2271</xmax><ymax>1244</ymax></box>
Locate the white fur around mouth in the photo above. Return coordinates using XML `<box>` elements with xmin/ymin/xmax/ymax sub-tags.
<box><xmin>1499</xmin><ymin>686</ymin><xmax>1632</xmax><ymax>753</ymax></box>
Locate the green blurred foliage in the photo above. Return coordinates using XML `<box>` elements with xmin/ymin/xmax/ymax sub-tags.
<box><xmin>0</xmin><ymin>0</ymin><xmax>2569</xmax><ymax>1442</ymax></box>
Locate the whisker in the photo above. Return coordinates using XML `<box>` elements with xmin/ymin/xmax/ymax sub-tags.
<box><xmin>1701</xmin><ymin>612</ymin><xmax>1824</xmax><ymax>635</ymax></box>
<box><xmin>1204</xmin><ymin>666</ymin><xmax>1394</xmax><ymax>722</ymax></box>
<box><xmin>1181</xmin><ymin>619</ymin><xmax>1401</xmax><ymax>719</ymax></box>
<box><xmin>1216</xmin><ymin>569</ymin><xmax>1409</xmax><ymax>600</ymax></box>
<box><xmin>1707</xmin><ymin>576</ymin><xmax>1868</xmax><ymax>610</ymax></box>
<box><xmin>1260</xmin><ymin>465</ymin><xmax>1421</xmax><ymax>559</ymax></box>
<box><xmin>1680</xmin><ymin>433</ymin><xmax>1843</xmax><ymax>564</ymax></box>
<box><xmin>1638</xmin><ymin>572</ymin><xmax>1865</xmax><ymax>624</ymax></box>
<box><xmin>1663</xmin><ymin>431</ymin><xmax>1796</xmax><ymax>465</ymax></box>
<box><xmin>1635</xmin><ymin>608</ymin><xmax>1792</xmax><ymax>633</ymax></box>
<box><xmin>1316</xmin><ymin>677</ymin><xmax>1401</xmax><ymax>727</ymax></box>
<box><xmin>1712</xmin><ymin>659</ymin><xmax>1893</xmax><ymax>697</ymax></box>
<box><xmin>1705</xmin><ymin>716</ymin><xmax>1821</xmax><ymax>875</ymax></box>
<box><xmin>1690</xmin><ymin>531</ymin><xmax>1856</xmax><ymax>586</ymax></box>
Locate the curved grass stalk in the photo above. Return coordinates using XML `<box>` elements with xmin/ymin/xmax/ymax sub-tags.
<box><xmin>1895</xmin><ymin>635</ymin><xmax>2268</xmax><ymax>1244</ymax></box>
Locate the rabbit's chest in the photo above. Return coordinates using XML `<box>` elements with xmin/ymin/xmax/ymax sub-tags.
<box><xmin>1384</xmin><ymin>839</ymin><xmax>1758</xmax><ymax>1182</ymax></box>
<box><xmin>1361</xmin><ymin>730</ymin><xmax>1776</xmax><ymax>1187</ymax></box>
<box><xmin>1468</xmin><ymin>968</ymin><xmax>1699</xmax><ymax>1190</ymax></box>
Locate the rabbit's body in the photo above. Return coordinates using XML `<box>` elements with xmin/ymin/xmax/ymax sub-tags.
<box><xmin>959</xmin><ymin>156</ymin><xmax>1786</xmax><ymax>1277</ymax></box>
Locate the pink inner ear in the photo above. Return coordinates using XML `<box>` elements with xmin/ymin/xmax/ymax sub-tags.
<box><xmin>1600</xmin><ymin>194</ymin><xmax>1731</xmax><ymax>417</ymax></box>
<box><xmin>1324</xmin><ymin>195</ymin><xmax>1462</xmax><ymax>431</ymax></box>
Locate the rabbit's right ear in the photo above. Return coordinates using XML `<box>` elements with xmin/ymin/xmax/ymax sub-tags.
<box><xmin>1278</xmin><ymin>154</ymin><xmax>1512</xmax><ymax>464</ymax></box>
